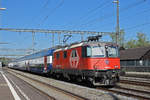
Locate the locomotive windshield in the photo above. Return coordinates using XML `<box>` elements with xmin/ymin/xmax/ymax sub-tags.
<box><xmin>82</xmin><ymin>45</ymin><xmax>118</xmax><ymax>58</ymax></box>
<box><xmin>105</xmin><ymin>46</ymin><xmax>118</xmax><ymax>57</ymax></box>
<box><xmin>86</xmin><ymin>46</ymin><xmax>105</xmax><ymax>57</ymax></box>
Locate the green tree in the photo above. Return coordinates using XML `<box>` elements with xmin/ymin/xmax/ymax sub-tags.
<box><xmin>109</xmin><ymin>32</ymin><xmax>116</xmax><ymax>43</ymax></box>
<box><xmin>125</xmin><ymin>33</ymin><xmax>150</xmax><ymax>48</ymax></box>
<box><xmin>125</xmin><ymin>39</ymin><xmax>137</xmax><ymax>48</ymax></box>
<box><xmin>119</xmin><ymin>29</ymin><xmax>125</xmax><ymax>47</ymax></box>
<box><xmin>136</xmin><ymin>33</ymin><xmax>150</xmax><ymax>47</ymax></box>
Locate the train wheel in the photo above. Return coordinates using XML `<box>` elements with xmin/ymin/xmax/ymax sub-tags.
<box><xmin>56</xmin><ymin>74</ymin><xmax>61</xmax><ymax>79</ymax></box>
<box><xmin>63</xmin><ymin>73</ymin><xmax>70</xmax><ymax>81</ymax></box>
<box><xmin>104</xmin><ymin>79</ymin><xmax>110</xmax><ymax>85</ymax></box>
<box><xmin>77</xmin><ymin>76</ymin><xmax>82</xmax><ymax>82</ymax></box>
<box><xmin>116</xmin><ymin>76</ymin><xmax>120</xmax><ymax>82</ymax></box>
<box><xmin>69</xmin><ymin>75</ymin><xmax>76</xmax><ymax>82</ymax></box>
<box><xmin>86</xmin><ymin>77</ymin><xmax>95</xmax><ymax>87</ymax></box>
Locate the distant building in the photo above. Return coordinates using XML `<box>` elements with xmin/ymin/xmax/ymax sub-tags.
<box><xmin>120</xmin><ymin>46</ymin><xmax>150</xmax><ymax>66</ymax></box>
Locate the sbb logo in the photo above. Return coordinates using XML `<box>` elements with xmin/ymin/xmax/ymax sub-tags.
<box><xmin>69</xmin><ymin>50</ymin><xmax>79</xmax><ymax>68</ymax></box>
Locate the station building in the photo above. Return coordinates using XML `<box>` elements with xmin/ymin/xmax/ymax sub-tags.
<box><xmin>120</xmin><ymin>46</ymin><xmax>150</xmax><ymax>72</ymax></box>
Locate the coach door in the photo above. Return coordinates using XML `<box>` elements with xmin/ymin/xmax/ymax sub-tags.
<box><xmin>44</xmin><ymin>56</ymin><xmax>47</xmax><ymax>71</ymax></box>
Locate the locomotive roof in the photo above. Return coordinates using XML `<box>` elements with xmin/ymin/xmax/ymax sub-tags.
<box><xmin>54</xmin><ymin>41</ymin><xmax>117</xmax><ymax>52</ymax></box>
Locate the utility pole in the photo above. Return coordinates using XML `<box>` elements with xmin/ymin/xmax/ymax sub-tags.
<box><xmin>113</xmin><ymin>0</ymin><xmax>120</xmax><ymax>45</ymax></box>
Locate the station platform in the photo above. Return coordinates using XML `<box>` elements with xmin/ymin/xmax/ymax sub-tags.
<box><xmin>0</xmin><ymin>69</ymin><xmax>14</xmax><ymax>100</ymax></box>
<box><xmin>0</xmin><ymin>68</ymin><xmax>51</xmax><ymax>100</ymax></box>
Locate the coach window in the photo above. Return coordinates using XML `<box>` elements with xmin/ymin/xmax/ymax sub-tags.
<box><xmin>56</xmin><ymin>53</ymin><xmax>60</xmax><ymax>59</ymax></box>
<box><xmin>63</xmin><ymin>51</ymin><xmax>67</xmax><ymax>58</ymax></box>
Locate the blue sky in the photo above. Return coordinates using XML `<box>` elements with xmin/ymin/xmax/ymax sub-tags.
<box><xmin>0</xmin><ymin>0</ymin><xmax>150</xmax><ymax>56</ymax></box>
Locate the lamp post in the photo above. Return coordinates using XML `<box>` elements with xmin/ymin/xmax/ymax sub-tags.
<box><xmin>0</xmin><ymin>8</ymin><xmax>6</xmax><ymax>10</ymax></box>
<box><xmin>0</xmin><ymin>0</ymin><xmax>6</xmax><ymax>26</ymax></box>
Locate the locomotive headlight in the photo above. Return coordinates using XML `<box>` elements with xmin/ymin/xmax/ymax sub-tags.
<box><xmin>105</xmin><ymin>66</ymin><xmax>111</xmax><ymax>69</ymax></box>
<box><xmin>94</xmin><ymin>66</ymin><xmax>98</xmax><ymax>69</ymax></box>
<box><xmin>114</xmin><ymin>66</ymin><xmax>118</xmax><ymax>68</ymax></box>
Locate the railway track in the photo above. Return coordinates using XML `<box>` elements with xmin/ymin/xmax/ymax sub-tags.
<box><xmin>96</xmin><ymin>76</ymin><xmax>150</xmax><ymax>100</ymax></box>
<box><xmin>120</xmin><ymin>80</ymin><xmax>150</xmax><ymax>87</ymax></box>
<box><xmin>97</xmin><ymin>85</ymin><xmax>150</xmax><ymax>100</ymax></box>
<box><xmin>120</xmin><ymin>76</ymin><xmax>150</xmax><ymax>87</ymax></box>
<box><xmin>124</xmin><ymin>72</ymin><xmax>150</xmax><ymax>79</ymax></box>
<box><xmin>5</xmin><ymin>68</ymin><xmax>117</xmax><ymax>100</ymax></box>
<box><xmin>120</xmin><ymin>76</ymin><xmax>150</xmax><ymax>82</ymax></box>
<box><xmin>7</xmin><ymin>68</ymin><xmax>150</xmax><ymax>100</ymax></box>
<box><xmin>7</xmin><ymin>69</ymin><xmax>88</xmax><ymax>100</ymax></box>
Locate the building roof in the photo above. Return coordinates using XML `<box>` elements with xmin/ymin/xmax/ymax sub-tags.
<box><xmin>120</xmin><ymin>46</ymin><xmax>150</xmax><ymax>60</ymax></box>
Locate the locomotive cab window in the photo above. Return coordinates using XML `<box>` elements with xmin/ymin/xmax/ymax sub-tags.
<box><xmin>63</xmin><ymin>51</ymin><xmax>67</xmax><ymax>58</ymax></box>
<box><xmin>82</xmin><ymin>46</ymin><xmax>105</xmax><ymax>57</ymax></box>
<box><xmin>105</xmin><ymin>46</ymin><xmax>118</xmax><ymax>57</ymax></box>
<box><xmin>82</xmin><ymin>46</ymin><xmax>87</xmax><ymax>57</ymax></box>
<box><xmin>56</xmin><ymin>53</ymin><xmax>60</xmax><ymax>59</ymax></box>
<box><xmin>90</xmin><ymin>46</ymin><xmax>105</xmax><ymax>57</ymax></box>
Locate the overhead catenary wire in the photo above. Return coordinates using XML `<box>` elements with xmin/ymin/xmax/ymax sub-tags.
<box><xmin>120</xmin><ymin>0</ymin><xmax>147</xmax><ymax>12</ymax></box>
<box><xmin>125</xmin><ymin>22</ymin><xmax>150</xmax><ymax>30</ymax></box>
<box><xmin>38</xmin><ymin>0</ymin><xmax>64</xmax><ymax>27</ymax></box>
<box><xmin>24</xmin><ymin>0</ymin><xmax>51</xmax><ymax>28</ymax></box>
<box><xmin>71</xmin><ymin>0</ymin><xmax>147</xmax><ymax>29</ymax></box>
<box><xmin>62</xmin><ymin>0</ymin><xmax>111</xmax><ymax>29</ymax></box>
<box><xmin>42</xmin><ymin>0</ymin><xmax>51</xmax><ymax>9</ymax></box>
<box><xmin>121</xmin><ymin>8</ymin><xmax>150</xmax><ymax>21</ymax></box>
<box><xmin>87</xmin><ymin>7</ymin><xmax>150</xmax><ymax>30</ymax></box>
<box><xmin>23</xmin><ymin>0</ymin><xmax>52</xmax><ymax>52</ymax></box>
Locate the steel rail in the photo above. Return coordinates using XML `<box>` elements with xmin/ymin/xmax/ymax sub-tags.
<box><xmin>97</xmin><ymin>87</ymin><xmax>150</xmax><ymax>100</ymax></box>
<box><xmin>120</xmin><ymin>80</ymin><xmax>150</xmax><ymax>87</ymax></box>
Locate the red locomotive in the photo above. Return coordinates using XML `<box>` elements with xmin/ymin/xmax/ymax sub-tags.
<box><xmin>52</xmin><ymin>37</ymin><xmax>120</xmax><ymax>86</ymax></box>
<box><xmin>8</xmin><ymin>35</ymin><xmax>120</xmax><ymax>86</ymax></box>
